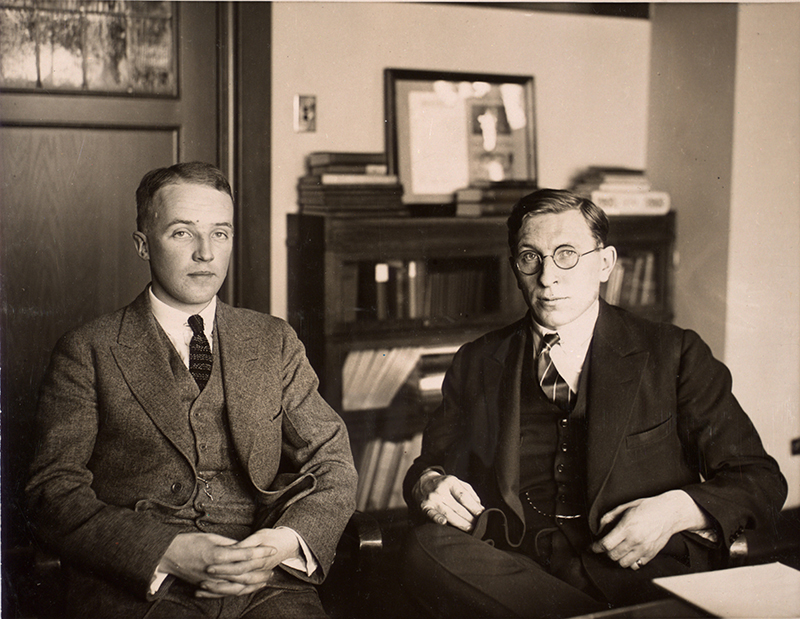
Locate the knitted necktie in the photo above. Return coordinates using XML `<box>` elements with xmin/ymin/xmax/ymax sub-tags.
<box><xmin>188</xmin><ymin>314</ymin><xmax>212</xmax><ymax>391</ymax></box>
<box><xmin>538</xmin><ymin>332</ymin><xmax>573</xmax><ymax>411</ymax></box>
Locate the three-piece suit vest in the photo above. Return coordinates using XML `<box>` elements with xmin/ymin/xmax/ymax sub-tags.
<box><xmin>156</xmin><ymin>325</ymin><xmax>257</xmax><ymax>540</ymax></box>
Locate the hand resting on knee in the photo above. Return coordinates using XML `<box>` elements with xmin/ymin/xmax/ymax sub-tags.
<box><xmin>413</xmin><ymin>470</ymin><xmax>485</xmax><ymax>532</ymax></box>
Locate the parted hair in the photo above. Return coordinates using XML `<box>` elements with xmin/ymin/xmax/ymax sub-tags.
<box><xmin>506</xmin><ymin>188</ymin><xmax>609</xmax><ymax>251</ymax></box>
<box><xmin>136</xmin><ymin>161</ymin><xmax>233</xmax><ymax>232</ymax></box>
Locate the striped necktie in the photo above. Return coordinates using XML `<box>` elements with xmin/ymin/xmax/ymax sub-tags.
<box><xmin>538</xmin><ymin>332</ymin><xmax>573</xmax><ymax>411</ymax></box>
<box><xmin>188</xmin><ymin>314</ymin><xmax>213</xmax><ymax>391</ymax></box>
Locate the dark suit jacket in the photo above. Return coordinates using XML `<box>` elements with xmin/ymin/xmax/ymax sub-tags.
<box><xmin>27</xmin><ymin>290</ymin><xmax>358</xmax><ymax>599</ymax></box>
<box><xmin>404</xmin><ymin>301</ymin><xmax>786</xmax><ymax>579</ymax></box>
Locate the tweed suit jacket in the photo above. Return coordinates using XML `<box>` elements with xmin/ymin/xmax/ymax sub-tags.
<box><xmin>404</xmin><ymin>300</ymin><xmax>786</xmax><ymax>576</ymax></box>
<box><xmin>27</xmin><ymin>289</ymin><xmax>358</xmax><ymax>599</ymax></box>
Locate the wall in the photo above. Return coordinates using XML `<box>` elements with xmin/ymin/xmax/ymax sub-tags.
<box><xmin>271</xmin><ymin>2</ymin><xmax>799</xmax><ymax>506</ymax></box>
<box><xmin>270</xmin><ymin>2</ymin><xmax>651</xmax><ymax>318</ymax></box>
<box><xmin>647</xmin><ymin>4</ymin><xmax>738</xmax><ymax>357</ymax></box>
<box><xmin>725</xmin><ymin>3</ymin><xmax>800</xmax><ymax>508</ymax></box>
<box><xmin>648</xmin><ymin>3</ymin><xmax>800</xmax><ymax>508</ymax></box>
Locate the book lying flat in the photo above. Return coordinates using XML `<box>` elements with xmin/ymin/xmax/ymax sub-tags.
<box><xmin>653</xmin><ymin>562</ymin><xmax>800</xmax><ymax>618</ymax></box>
<box><xmin>306</xmin><ymin>151</ymin><xmax>386</xmax><ymax>167</ymax></box>
<box><xmin>300</xmin><ymin>173</ymin><xmax>399</xmax><ymax>185</ymax></box>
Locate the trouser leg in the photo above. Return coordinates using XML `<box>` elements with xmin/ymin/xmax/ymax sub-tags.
<box><xmin>402</xmin><ymin>523</ymin><xmax>604</xmax><ymax>619</ymax></box>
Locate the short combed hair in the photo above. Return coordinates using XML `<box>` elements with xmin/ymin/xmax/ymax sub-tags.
<box><xmin>506</xmin><ymin>188</ymin><xmax>609</xmax><ymax>251</ymax></box>
<box><xmin>136</xmin><ymin>162</ymin><xmax>233</xmax><ymax>232</ymax></box>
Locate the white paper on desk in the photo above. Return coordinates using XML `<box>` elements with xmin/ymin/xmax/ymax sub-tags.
<box><xmin>653</xmin><ymin>562</ymin><xmax>800</xmax><ymax>618</ymax></box>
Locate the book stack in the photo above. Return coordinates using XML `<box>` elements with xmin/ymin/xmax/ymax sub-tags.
<box><xmin>356</xmin><ymin>433</ymin><xmax>423</xmax><ymax>511</ymax></box>
<box><xmin>455</xmin><ymin>180</ymin><xmax>539</xmax><ymax>217</ymax></box>
<box><xmin>572</xmin><ymin>167</ymin><xmax>670</xmax><ymax>216</ymax></box>
<box><xmin>298</xmin><ymin>152</ymin><xmax>406</xmax><ymax>216</ymax></box>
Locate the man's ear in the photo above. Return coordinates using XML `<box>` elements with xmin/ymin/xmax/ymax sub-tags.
<box><xmin>132</xmin><ymin>231</ymin><xmax>149</xmax><ymax>261</ymax></box>
<box><xmin>599</xmin><ymin>245</ymin><xmax>617</xmax><ymax>283</ymax></box>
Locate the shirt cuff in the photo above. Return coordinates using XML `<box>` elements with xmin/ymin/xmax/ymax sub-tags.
<box><xmin>149</xmin><ymin>568</ymin><xmax>169</xmax><ymax>596</ymax></box>
<box><xmin>277</xmin><ymin>526</ymin><xmax>319</xmax><ymax>576</ymax></box>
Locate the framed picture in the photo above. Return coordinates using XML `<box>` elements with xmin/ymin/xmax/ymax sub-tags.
<box><xmin>385</xmin><ymin>68</ymin><xmax>537</xmax><ymax>205</ymax></box>
<box><xmin>0</xmin><ymin>0</ymin><xmax>177</xmax><ymax>96</ymax></box>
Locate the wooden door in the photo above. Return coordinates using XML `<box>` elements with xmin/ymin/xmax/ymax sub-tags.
<box><xmin>0</xmin><ymin>2</ymin><xmax>221</xmax><ymax>555</ymax></box>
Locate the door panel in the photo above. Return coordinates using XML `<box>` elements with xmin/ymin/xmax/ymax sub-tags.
<box><xmin>1</xmin><ymin>126</ymin><xmax>173</xmax><ymax>340</ymax></box>
<box><xmin>0</xmin><ymin>2</ymin><xmax>220</xmax><ymax>558</ymax></box>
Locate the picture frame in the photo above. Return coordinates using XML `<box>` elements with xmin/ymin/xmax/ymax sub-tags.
<box><xmin>384</xmin><ymin>68</ymin><xmax>537</xmax><ymax>205</ymax></box>
<box><xmin>0</xmin><ymin>0</ymin><xmax>177</xmax><ymax>97</ymax></box>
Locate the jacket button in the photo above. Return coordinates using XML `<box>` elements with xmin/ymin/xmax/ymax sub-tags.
<box><xmin>560</xmin><ymin>418</ymin><xmax>568</xmax><ymax>428</ymax></box>
<box><xmin>557</xmin><ymin>463</ymin><xmax>565</xmax><ymax>474</ymax></box>
<box><xmin>171</xmin><ymin>482</ymin><xmax>182</xmax><ymax>493</ymax></box>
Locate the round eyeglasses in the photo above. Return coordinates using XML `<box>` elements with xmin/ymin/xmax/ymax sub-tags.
<box><xmin>515</xmin><ymin>245</ymin><xmax>601</xmax><ymax>276</ymax></box>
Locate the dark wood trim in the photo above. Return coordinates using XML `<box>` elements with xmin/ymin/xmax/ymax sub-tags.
<box><xmin>232</xmin><ymin>2</ymin><xmax>272</xmax><ymax>313</ymax></box>
<box><xmin>454</xmin><ymin>3</ymin><xmax>649</xmax><ymax>19</ymax></box>
<box><xmin>0</xmin><ymin>120</ymin><xmax>180</xmax><ymax>131</ymax></box>
<box><xmin>216</xmin><ymin>2</ymin><xmax>236</xmax><ymax>306</ymax></box>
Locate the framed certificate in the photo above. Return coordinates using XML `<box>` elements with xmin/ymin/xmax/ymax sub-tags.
<box><xmin>384</xmin><ymin>68</ymin><xmax>537</xmax><ymax>205</ymax></box>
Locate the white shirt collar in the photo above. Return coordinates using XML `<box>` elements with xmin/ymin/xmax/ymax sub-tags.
<box><xmin>531</xmin><ymin>299</ymin><xmax>599</xmax><ymax>393</ymax></box>
<box><xmin>148</xmin><ymin>286</ymin><xmax>216</xmax><ymax>366</ymax></box>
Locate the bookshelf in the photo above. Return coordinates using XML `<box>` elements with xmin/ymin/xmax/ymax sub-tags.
<box><xmin>603</xmin><ymin>210</ymin><xmax>676</xmax><ymax>324</ymax></box>
<box><xmin>287</xmin><ymin>214</ymin><xmax>527</xmax><ymax>512</ymax></box>
<box><xmin>287</xmin><ymin>210</ymin><xmax>676</xmax><ymax>514</ymax></box>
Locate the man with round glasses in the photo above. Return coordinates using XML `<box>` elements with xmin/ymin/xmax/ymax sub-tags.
<box><xmin>402</xmin><ymin>188</ymin><xmax>786</xmax><ymax>617</ymax></box>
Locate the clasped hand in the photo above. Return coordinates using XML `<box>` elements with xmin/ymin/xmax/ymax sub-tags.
<box><xmin>590</xmin><ymin>490</ymin><xmax>710</xmax><ymax>571</ymax></box>
<box><xmin>417</xmin><ymin>473</ymin><xmax>484</xmax><ymax>532</ymax></box>
<box><xmin>160</xmin><ymin>528</ymin><xmax>300</xmax><ymax>597</ymax></box>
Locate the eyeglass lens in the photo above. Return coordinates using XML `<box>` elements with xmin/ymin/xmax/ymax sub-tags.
<box><xmin>516</xmin><ymin>246</ymin><xmax>598</xmax><ymax>275</ymax></box>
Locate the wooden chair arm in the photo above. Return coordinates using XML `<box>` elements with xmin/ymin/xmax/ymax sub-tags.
<box><xmin>339</xmin><ymin>510</ymin><xmax>383</xmax><ymax>571</ymax></box>
<box><xmin>319</xmin><ymin>511</ymin><xmax>384</xmax><ymax>618</ymax></box>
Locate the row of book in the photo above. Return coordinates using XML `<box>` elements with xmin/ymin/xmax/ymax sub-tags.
<box><xmin>298</xmin><ymin>152</ymin><xmax>406</xmax><ymax>217</ymax></box>
<box><xmin>342</xmin><ymin>345</ymin><xmax>457</xmax><ymax>412</ymax></box>
<box><xmin>454</xmin><ymin>180</ymin><xmax>539</xmax><ymax>217</ymax></box>
<box><xmin>602</xmin><ymin>252</ymin><xmax>658</xmax><ymax>307</ymax></box>
<box><xmin>572</xmin><ymin>167</ymin><xmax>670</xmax><ymax>216</ymax></box>
<box><xmin>356</xmin><ymin>433</ymin><xmax>423</xmax><ymax>512</ymax></box>
<box><xmin>342</xmin><ymin>347</ymin><xmax>421</xmax><ymax>412</ymax></box>
<box><xmin>342</xmin><ymin>259</ymin><xmax>498</xmax><ymax>323</ymax></box>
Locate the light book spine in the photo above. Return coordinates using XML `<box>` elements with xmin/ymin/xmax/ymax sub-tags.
<box><xmin>591</xmin><ymin>190</ymin><xmax>670</xmax><ymax>215</ymax></box>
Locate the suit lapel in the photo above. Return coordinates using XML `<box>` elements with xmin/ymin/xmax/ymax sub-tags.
<box><xmin>490</xmin><ymin>319</ymin><xmax>529</xmax><ymax>525</ymax></box>
<box><xmin>215</xmin><ymin>303</ymin><xmax>274</xmax><ymax>471</ymax></box>
<box><xmin>585</xmin><ymin>303</ymin><xmax>649</xmax><ymax>531</ymax></box>
<box><xmin>110</xmin><ymin>291</ymin><xmax>195</xmax><ymax>461</ymax></box>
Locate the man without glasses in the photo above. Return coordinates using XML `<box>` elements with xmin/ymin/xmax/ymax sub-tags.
<box><xmin>27</xmin><ymin>161</ymin><xmax>357</xmax><ymax>618</ymax></box>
